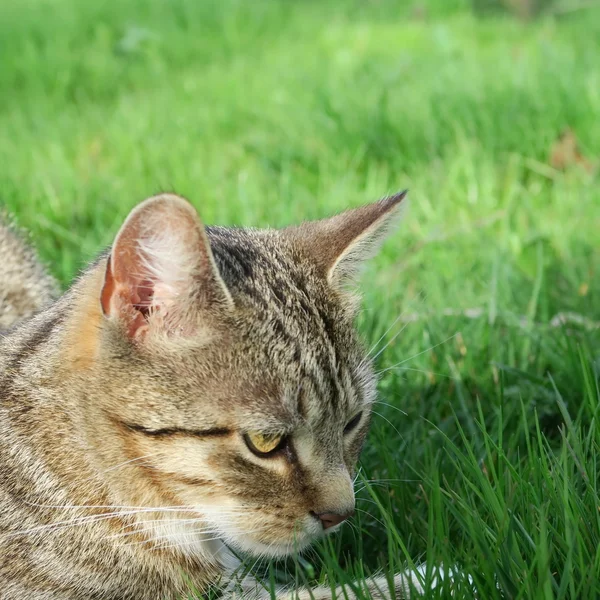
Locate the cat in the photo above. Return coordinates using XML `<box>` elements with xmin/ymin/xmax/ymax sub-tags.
<box><xmin>0</xmin><ymin>192</ymin><xmax>425</xmax><ymax>599</ymax></box>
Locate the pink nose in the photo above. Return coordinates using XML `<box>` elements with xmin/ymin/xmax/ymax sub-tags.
<box><xmin>316</xmin><ymin>511</ymin><xmax>354</xmax><ymax>530</ymax></box>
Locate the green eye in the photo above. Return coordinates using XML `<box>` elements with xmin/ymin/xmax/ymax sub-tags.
<box><xmin>244</xmin><ymin>431</ymin><xmax>287</xmax><ymax>457</ymax></box>
<box><xmin>344</xmin><ymin>412</ymin><xmax>363</xmax><ymax>434</ymax></box>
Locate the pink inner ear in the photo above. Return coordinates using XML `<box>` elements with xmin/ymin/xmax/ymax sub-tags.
<box><xmin>133</xmin><ymin>279</ymin><xmax>155</xmax><ymax>317</ymax></box>
<box><xmin>101</xmin><ymin>256</ymin><xmax>157</xmax><ymax>338</ymax></box>
<box><xmin>100</xmin><ymin>259</ymin><xmax>116</xmax><ymax>317</ymax></box>
<box><xmin>126</xmin><ymin>278</ymin><xmax>156</xmax><ymax>338</ymax></box>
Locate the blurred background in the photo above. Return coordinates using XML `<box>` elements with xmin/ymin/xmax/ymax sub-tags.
<box><xmin>1</xmin><ymin>0</ymin><xmax>598</xmax><ymax>322</ymax></box>
<box><xmin>1</xmin><ymin>0</ymin><xmax>599</xmax><ymax>596</ymax></box>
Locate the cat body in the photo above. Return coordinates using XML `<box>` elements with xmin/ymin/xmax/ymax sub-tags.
<box><xmin>0</xmin><ymin>218</ymin><xmax>58</xmax><ymax>331</ymax></box>
<box><xmin>0</xmin><ymin>194</ymin><xmax>421</xmax><ymax>599</ymax></box>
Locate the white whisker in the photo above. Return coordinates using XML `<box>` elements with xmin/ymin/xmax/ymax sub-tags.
<box><xmin>376</xmin><ymin>334</ymin><xmax>458</xmax><ymax>375</ymax></box>
<box><xmin>9</xmin><ymin>504</ymin><xmax>249</xmax><ymax>540</ymax></box>
<box><xmin>353</xmin><ymin>507</ymin><xmax>389</xmax><ymax>530</ymax></box>
<box><xmin>373</xmin><ymin>399</ymin><xmax>408</xmax><ymax>417</ymax></box>
<box><xmin>377</xmin><ymin>365</ymin><xmax>457</xmax><ymax>379</ymax></box>
<box><xmin>368</xmin><ymin>320</ymin><xmax>412</xmax><ymax>367</ymax></box>
<box><xmin>359</xmin><ymin>478</ymin><xmax>420</xmax><ymax>484</ymax></box>
<box><xmin>364</xmin><ymin>291</ymin><xmax>427</xmax><ymax>361</ymax></box>
<box><xmin>371</xmin><ymin>409</ymin><xmax>405</xmax><ymax>439</ymax></box>
<box><xmin>104</xmin><ymin>452</ymin><xmax>165</xmax><ymax>473</ymax></box>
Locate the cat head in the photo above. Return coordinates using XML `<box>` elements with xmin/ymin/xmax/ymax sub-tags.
<box><xmin>75</xmin><ymin>192</ymin><xmax>406</xmax><ymax>558</ymax></box>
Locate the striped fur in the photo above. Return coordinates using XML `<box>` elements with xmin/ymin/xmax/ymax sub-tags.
<box><xmin>0</xmin><ymin>193</ymin><xmax>421</xmax><ymax>599</ymax></box>
<box><xmin>0</xmin><ymin>217</ymin><xmax>58</xmax><ymax>331</ymax></box>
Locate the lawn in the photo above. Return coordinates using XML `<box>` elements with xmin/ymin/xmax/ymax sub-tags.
<box><xmin>1</xmin><ymin>0</ymin><xmax>599</xmax><ymax>597</ymax></box>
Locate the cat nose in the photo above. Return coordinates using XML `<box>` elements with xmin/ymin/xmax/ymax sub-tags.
<box><xmin>313</xmin><ymin>510</ymin><xmax>354</xmax><ymax>530</ymax></box>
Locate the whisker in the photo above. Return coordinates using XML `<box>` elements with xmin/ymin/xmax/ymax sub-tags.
<box><xmin>353</xmin><ymin>507</ymin><xmax>389</xmax><ymax>530</ymax></box>
<box><xmin>368</xmin><ymin>321</ymin><xmax>412</xmax><ymax>366</ymax></box>
<box><xmin>358</xmin><ymin>478</ymin><xmax>421</xmax><ymax>484</ymax></box>
<box><xmin>151</xmin><ymin>523</ymin><xmax>277</xmax><ymax>553</ymax></box>
<box><xmin>104</xmin><ymin>452</ymin><xmax>166</xmax><ymax>473</ymax></box>
<box><xmin>364</xmin><ymin>291</ymin><xmax>427</xmax><ymax>360</ymax></box>
<box><xmin>8</xmin><ymin>506</ymin><xmax>248</xmax><ymax>539</ymax></box>
<box><xmin>131</xmin><ymin>532</ymin><xmax>226</xmax><ymax>552</ymax></box>
<box><xmin>26</xmin><ymin>502</ymin><xmax>249</xmax><ymax>516</ymax></box>
<box><xmin>371</xmin><ymin>409</ymin><xmax>405</xmax><ymax>440</ymax></box>
<box><xmin>372</xmin><ymin>399</ymin><xmax>408</xmax><ymax>417</ymax></box>
<box><xmin>104</xmin><ymin>516</ymin><xmax>222</xmax><ymax>542</ymax></box>
<box><xmin>377</xmin><ymin>365</ymin><xmax>457</xmax><ymax>379</ymax></box>
<box><xmin>25</xmin><ymin>501</ymin><xmax>197</xmax><ymax>511</ymax></box>
<box><xmin>376</xmin><ymin>333</ymin><xmax>458</xmax><ymax>375</ymax></box>
<box><xmin>5</xmin><ymin>510</ymin><xmax>151</xmax><ymax>538</ymax></box>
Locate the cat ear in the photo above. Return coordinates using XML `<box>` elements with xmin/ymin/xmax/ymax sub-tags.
<box><xmin>100</xmin><ymin>194</ymin><xmax>233</xmax><ymax>340</ymax></box>
<box><xmin>286</xmin><ymin>191</ymin><xmax>407</xmax><ymax>287</ymax></box>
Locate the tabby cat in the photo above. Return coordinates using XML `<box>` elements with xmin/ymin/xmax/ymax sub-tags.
<box><xmin>0</xmin><ymin>192</ymin><xmax>424</xmax><ymax>599</ymax></box>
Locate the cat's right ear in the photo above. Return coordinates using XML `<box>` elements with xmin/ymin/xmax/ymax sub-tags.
<box><xmin>100</xmin><ymin>194</ymin><xmax>233</xmax><ymax>340</ymax></box>
<box><xmin>285</xmin><ymin>191</ymin><xmax>407</xmax><ymax>289</ymax></box>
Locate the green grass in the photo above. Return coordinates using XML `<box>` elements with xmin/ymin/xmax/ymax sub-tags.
<box><xmin>1</xmin><ymin>0</ymin><xmax>599</xmax><ymax>597</ymax></box>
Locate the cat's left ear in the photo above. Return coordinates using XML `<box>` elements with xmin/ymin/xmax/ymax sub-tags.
<box><xmin>286</xmin><ymin>191</ymin><xmax>407</xmax><ymax>288</ymax></box>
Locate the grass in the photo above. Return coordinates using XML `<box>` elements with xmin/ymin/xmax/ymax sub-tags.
<box><xmin>1</xmin><ymin>0</ymin><xmax>599</xmax><ymax>597</ymax></box>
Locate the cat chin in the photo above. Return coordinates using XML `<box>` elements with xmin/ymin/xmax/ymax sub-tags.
<box><xmin>227</xmin><ymin>534</ymin><xmax>315</xmax><ymax>559</ymax></box>
<box><xmin>210</xmin><ymin>512</ymin><xmax>323</xmax><ymax>559</ymax></box>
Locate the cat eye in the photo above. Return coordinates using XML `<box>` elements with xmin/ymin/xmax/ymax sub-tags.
<box><xmin>344</xmin><ymin>412</ymin><xmax>363</xmax><ymax>434</ymax></box>
<box><xmin>244</xmin><ymin>431</ymin><xmax>287</xmax><ymax>457</ymax></box>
